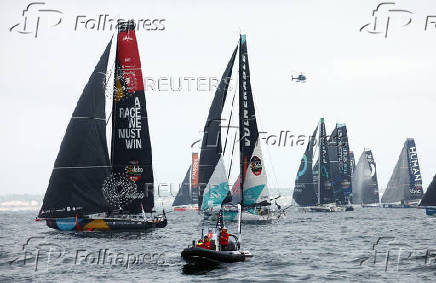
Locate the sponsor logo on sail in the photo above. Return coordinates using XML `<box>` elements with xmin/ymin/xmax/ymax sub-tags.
<box><xmin>241</xmin><ymin>51</ymin><xmax>250</xmax><ymax>147</ymax></box>
<box><xmin>125</xmin><ymin>160</ymin><xmax>143</xmax><ymax>182</ymax></box>
<box><xmin>250</xmin><ymin>156</ymin><xmax>262</xmax><ymax>176</ymax></box>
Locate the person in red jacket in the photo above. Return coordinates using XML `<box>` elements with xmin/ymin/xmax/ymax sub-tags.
<box><xmin>219</xmin><ymin>227</ymin><xmax>230</xmax><ymax>250</ymax></box>
<box><xmin>203</xmin><ymin>235</ymin><xmax>211</xmax><ymax>249</ymax></box>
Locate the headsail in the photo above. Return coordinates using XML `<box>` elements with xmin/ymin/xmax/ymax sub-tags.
<box><xmin>172</xmin><ymin>166</ymin><xmax>191</xmax><ymax>207</ymax></box>
<box><xmin>420</xmin><ymin>175</ymin><xmax>436</xmax><ymax>206</ymax></box>
<box><xmin>381</xmin><ymin>139</ymin><xmax>423</xmax><ymax>203</ymax></box>
<box><xmin>111</xmin><ymin>21</ymin><xmax>154</xmax><ymax>213</ymax></box>
<box><xmin>293</xmin><ymin>126</ymin><xmax>318</xmax><ymax>206</ymax></box>
<box><xmin>38</xmin><ymin>40</ymin><xmax>112</xmax><ymax>218</ymax></box>
<box><xmin>198</xmin><ymin>46</ymin><xmax>237</xmax><ymax>208</ymax></box>
<box><xmin>351</xmin><ymin>149</ymin><xmax>379</xmax><ymax>204</ymax></box>
<box><xmin>239</xmin><ymin>34</ymin><xmax>269</xmax><ymax>207</ymax></box>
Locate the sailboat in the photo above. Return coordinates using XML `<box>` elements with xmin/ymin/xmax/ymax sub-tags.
<box><xmin>293</xmin><ymin>119</ymin><xmax>353</xmax><ymax>212</ymax></box>
<box><xmin>419</xmin><ymin>175</ymin><xmax>436</xmax><ymax>216</ymax></box>
<box><xmin>198</xmin><ymin>35</ymin><xmax>277</xmax><ymax>223</ymax></box>
<box><xmin>172</xmin><ymin>153</ymin><xmax>200</xmax><ymax>211</ymax></box>
<box><xmin>351</xmin><ymin>149</ymin><xmax>380</xmax><ymax>207</ymax></box>
<box><xmin>36</xmin><ymin>21</ymin><xmax>167</xmax><ymax>231</ymax></box>
<box><xmin>381</xmin><ymin>138</ymin><xmax>424</xmax><ymax>208</ymax></box>
<box><xmin>327</xmin><ymin>123</ymin><xmax>353</xmax><ymax>210</ymax></box>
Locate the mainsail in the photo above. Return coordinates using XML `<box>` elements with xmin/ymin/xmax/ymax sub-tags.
<box><xmin>239</xmin><ymin>34</ymin><xmax>269</xmax><ymax>207</ymax></box>
<box><xmin>38</xmin><ymin>40</ymin><xmax>112</xmax><ymax>218</ymax></box>
<box><xmin>420</xmin><ymin>175</ymin><xmax>436</xmax><ymax>206</ymax></box>
<box><xmin>327</xmin><ymin>124</ymin><xmax>351</xmax><ymax>204</ymax></box>
<box><xmin>111</xmin><ymin>21</ymin><xmax>154</xmax><ymax>213</ymax></box>
<box><xmin>381</xmin><ymin>139</ymin><xmax>423</xmax><ymax>203</ymax></box>
<box><xmin>317</xmin><ymin>118</ymin><xmax>334</xmax><ymax>205</ymax></box>
<box><xmin>351</xmin><ymin>149</ymin><xmax>379</xmax><ymax>204</ymax></box>
<box><xmin>198</xmin><ymin>47</ymin><xmax>237</xmax><ymax>209</ymax></box>
<box><xmin>293</xmin><ymin>126</ymin><xmax>318</xmax><ymax>206</ymax></box>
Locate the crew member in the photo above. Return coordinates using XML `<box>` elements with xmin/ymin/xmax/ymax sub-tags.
<box><xmin>196</xmin><ymin>238</ymin><xmax>204</xmax><ymax>248</ymax></box>
<box><xmin>219</xmin><ymin>227</ymin><xmax>230</xmax><ymax>250</ymax></box>
<box><xmin>207</xmin><ymin>228</ymin><xmax>214</xmax><ymax>240</ymax></box>
<box><xmin>203</xmin><ymin>235</ymin><xmax>211</xmax><ymax>249</ymax></box>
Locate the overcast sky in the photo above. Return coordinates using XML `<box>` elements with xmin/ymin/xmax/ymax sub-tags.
<box><xmin>1</xmin><ymin>0</ymin><xmax>435</xmax><ymax>197</ymax></box>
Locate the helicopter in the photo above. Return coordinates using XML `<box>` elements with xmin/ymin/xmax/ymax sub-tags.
<box><xmin>291</xmin><ymin>73</ymin><xmax>307</xmax><ymax>83</ymax></box>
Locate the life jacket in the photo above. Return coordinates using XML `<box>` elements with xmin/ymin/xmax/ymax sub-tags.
<box><xmin>196</xmin><ymin>240</ymin><xmax>204</xmax><ymax>248</ymax></box>
<box><xmin>219</xmin><ymin>231</ymin><xmax>229</xmax><ymax>246</ymax></box>
<box><xmin>204</xmin><ymin>238</ymin><xmax>211</xmax><ymax>249</ymax></box>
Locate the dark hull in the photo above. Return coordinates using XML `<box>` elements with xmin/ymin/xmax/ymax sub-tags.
<box><xmin>181</xmin><ymin>247</ymin><xmax>245</xmax><ymax>264</ymax></box>
<box><xmin>426</xmin><ymin>208</ymin><xmax>436</xmax><ymax>216</ymax></box>
<box><xmin>381</xmin><ymin>204</ymin><xmax>417</xmax><ymax>208</ymax></box>
<box><xmin>45</xmin><ymin>217</ymin><xmax>167</xmax><ymax>232</ymax></box>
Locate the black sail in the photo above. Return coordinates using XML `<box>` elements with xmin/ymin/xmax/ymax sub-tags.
<box><xmin>198</xmin><ymin>46</ymin><xmax>237</xmax><ymax>207</ymax></box>
<box><xmin>404</xmin><ymin>139</ymin><xmax>423</xmax><ymax>200</ymax></box>
<box><xmin>327</xmin><ymin>124</ymin><xmax>351</xmax><ymax>204</ymax></box>
<box><xmin>351</xmin><ymin>149</ymin><xmax>379</xmax><ymax>204</ymax></box>
<box><xmin>239</xmin><ymin>34</ymin><xmax>260</xmax><ymax>200</ymax></box>
<box><xmin>420</xmin><ymin>175</ymin><xmax>436</xmax><ymax>206</ymax></box>
<box><xmin>293</xmin><ymin>126</ymin><xmax>318</xmax><ymax>206</ymax></box>
<box><xmin>38</xmin><ymin>40</ymin><xmax>112</xmax><ymax>218</ymax></box>
<box><xmin>172</xmin><ymin>166</ymin><xmax>191</xmax><ymax>206</ymax></box>
<box><xmin>318</xmin><ymin>119</ymin><xmax>334</xmax><ymax>205</ymax></box>
<box><xmin>381</xmin><ymin>139</ymin><xmax>423</xmax><ymax>203</ymax></box>
<box><xmin>111</xmin><ymin>21</ymin><xmax>154</xmax><ymax>213</ymax></box>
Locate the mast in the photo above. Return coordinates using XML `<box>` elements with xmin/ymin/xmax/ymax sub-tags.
<box><xmin>317</xmin><ymin>119</ymin><xmax>322</xmax><ymax>205</ymax></box>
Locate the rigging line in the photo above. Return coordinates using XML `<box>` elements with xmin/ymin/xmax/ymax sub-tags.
<box><xmin>72</xmin><ymin>117</ymin><xmax>106</xmax><ymax>121</ymax></box>
<box><xmin>53</xmin><ymin>165</ymin><xmax>112</xmax><ymax>170</ymax></box>
<box><xmin>227</xmin><ymin>130</ymin><xmax>239</xmax><ymax>180</ymax></box>
<box><xmin>106</xmin><ymin>112</ymin><xmax>112</xmax><ymax>125</ymax></box>
<box><xmin>222</xmin><ymin>59</ymin><xmax>239</xmax><ymax>156</ymax></box>
<box><xmin>249</xmin><ymin>83</ymin><xmax>280</xmax><ymax>192</ymax></box>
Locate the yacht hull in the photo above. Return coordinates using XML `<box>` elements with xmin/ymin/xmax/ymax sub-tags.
<box><xmin>43</xmin><ymin>216</ymin><xmax>167</xmax><ymax>232</ymax></box>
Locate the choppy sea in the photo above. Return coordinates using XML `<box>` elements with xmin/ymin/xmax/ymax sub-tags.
<box><xmin>0</xmin><ymin>208</ymin><xmax>435</xmax><ymax>282</ymax></box>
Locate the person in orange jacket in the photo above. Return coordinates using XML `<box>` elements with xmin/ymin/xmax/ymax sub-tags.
<box><xmin>219</xmin><ymin>227</ymin><xmax>230</xmax><ymax>250</ymax></box>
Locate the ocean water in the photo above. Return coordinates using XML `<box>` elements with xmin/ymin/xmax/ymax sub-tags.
<box><xmin>0</xmin><ymin>208</ymin><xmax>435</xmax><ymax>282</ymax></box>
